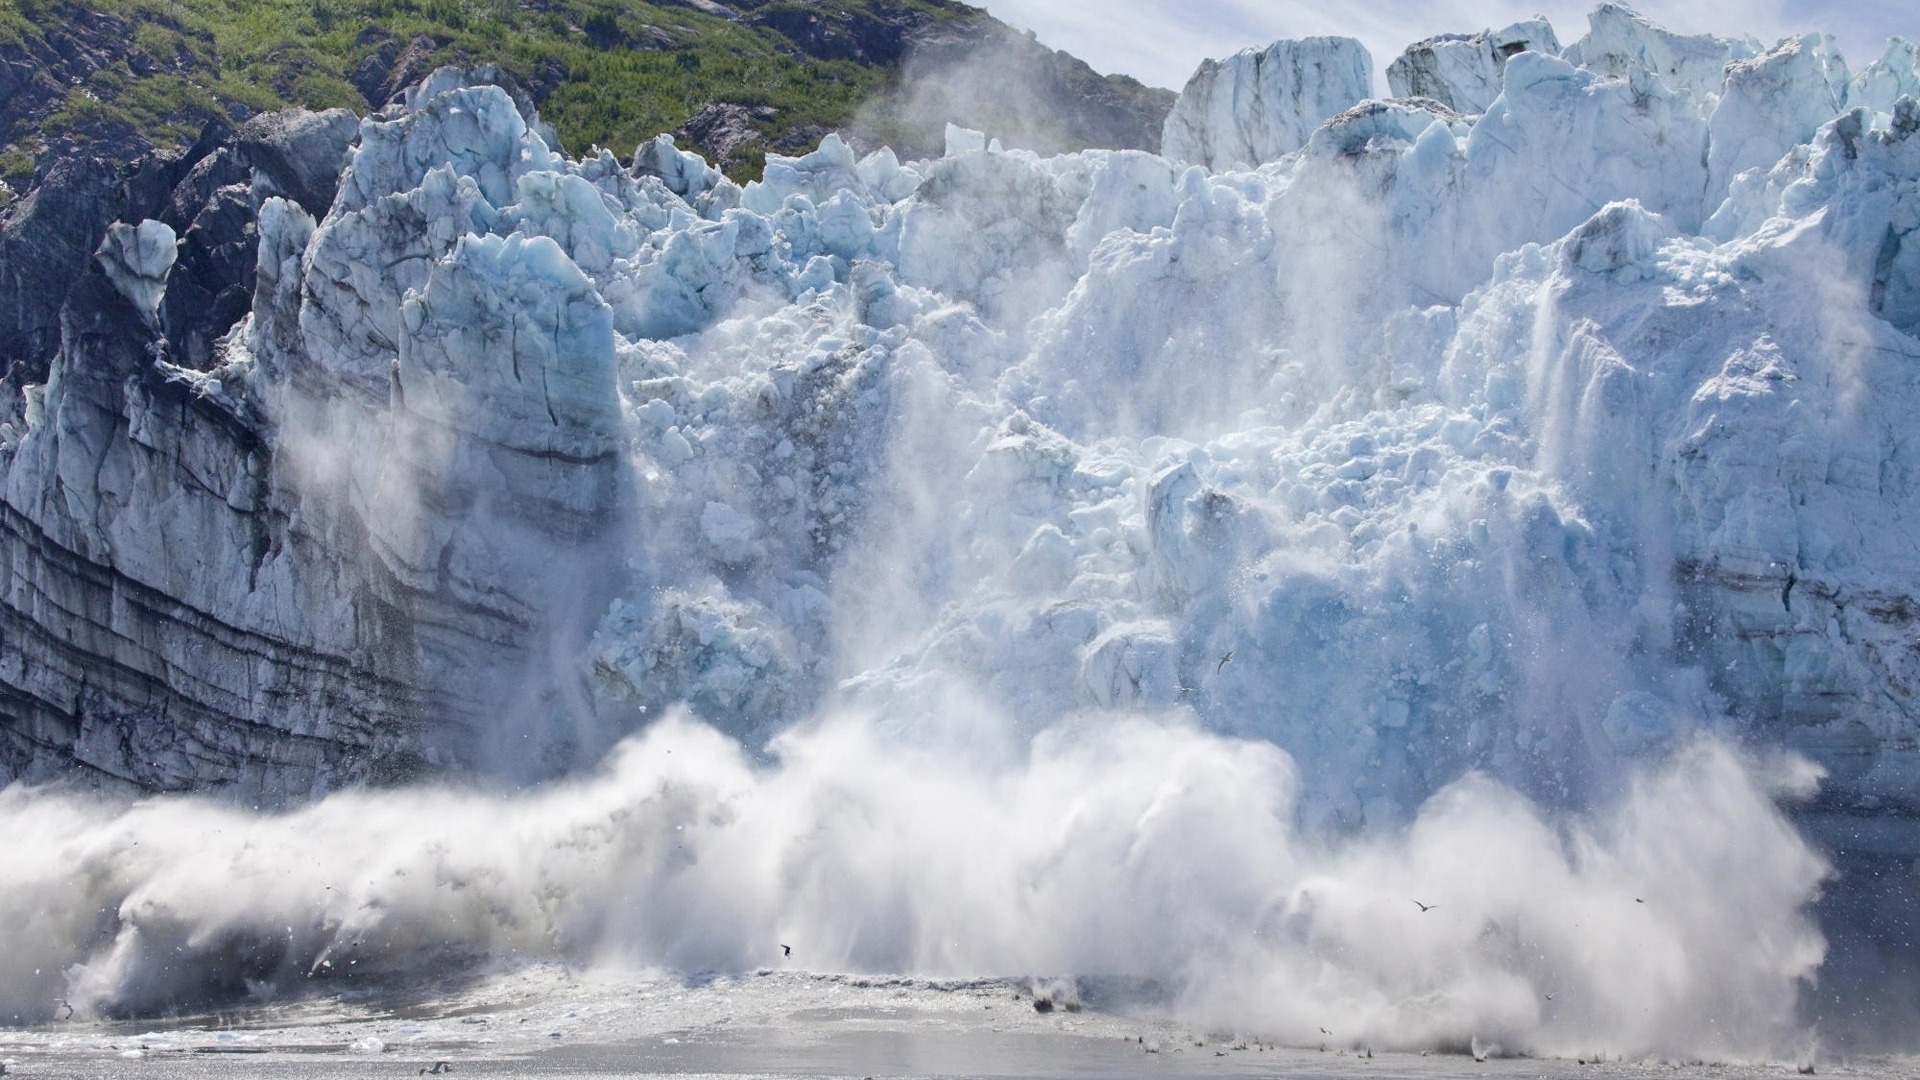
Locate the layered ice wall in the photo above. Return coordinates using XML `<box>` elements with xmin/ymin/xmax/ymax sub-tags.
<box><xmin>0</xmin><ymin>89</ymin><xmax>634</xmax><ymax>794</ymax></box>
<box><xmin>0</xmin><ymin>0</ymin><xmax>1919</xmax><ymax>1051</ymax></box>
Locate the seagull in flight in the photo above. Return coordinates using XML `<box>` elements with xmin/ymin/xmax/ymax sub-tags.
<box><xmin>1412</xmin><ymin>900</ymin><xmax>1437</xmax><ymax>913</ymax></box>
<box><xmin>781</xmin><ymin>944</ymin><xmax>792</xmax><ymax>957</ymax></box>
<box><xmin>1216</xmin><ymin>650</ymin><xmax>1235</xmax><ymax>674</ymax></box>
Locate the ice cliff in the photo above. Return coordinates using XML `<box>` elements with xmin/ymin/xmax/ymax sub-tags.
<box><xmin>1</xmin><ymin>2</ymin><xmax>1918</xmax><ymax>863</ymax></box>
<box><xmin>1162</xmin><ymin>36</ymin><xmax>1375</xmax><ymax>169</ymax></box>
<box><xmin>1386</xmin><ymin>18</ymin><xmax>1562</xmax><ymax>114</ymax></box>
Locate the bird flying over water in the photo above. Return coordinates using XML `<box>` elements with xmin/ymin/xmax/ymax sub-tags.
<box><xmin>1412</xmin><ymin>900</ymin><xmax>1437</xmax><ymax>912</ymax></box>
<box><xmin>1216</xmin><ymin>650</ymin><xmax>1234</xmax><ymax>674</ymax></box>
<box><xmin>781</xmin><ymin>943</ymin><xmax>792</xmax><ymax>957</ymax></box>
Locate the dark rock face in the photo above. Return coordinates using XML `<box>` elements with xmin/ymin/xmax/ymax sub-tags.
<box><xmin>855</xmin><ymin>19</ymin><xmax>1176</xmax><ymax>159</ymax></box>
<box><xmin>0</xmin><ymin>9</ymin><xmax>140</xmax><ymax>148</ymax></box>
<box><xmin>677</xmin><ymin>102</ymin><xmax>778</xmax><ymax>172</ymax></box>
<box><xmin>0</xmin><ymin>105</ymin><xmax>356</xmax><ymax>390</ymax></box>
<box><xmin>748</xmin><ymin>2</ymin><xmax>935</xmax><ymax>66</ymax></box>
<box><xmin>158</xmin><ymin>179</ymin><xmax>254</xmax><ymax>370</ymax></box>
<box><xmin>350</xmin><ymin>28</ymin><xmax>401</xmax><ymax>106</ymax></box>
<box><xmin>236</xmin><ymin>109</ymin><xmax>360</xmax><ymax>217</ymax></box>
<box><xmin>360</xmin><ymin>34</ymin><xmax>446</xmax><ymax>109</ymax></box>
<box><xmin>0</xmin><ymin>145</ymin><xmax>194</xmax><ymax>385</ymax></box>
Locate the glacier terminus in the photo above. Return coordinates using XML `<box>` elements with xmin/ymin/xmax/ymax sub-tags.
<box><xmin>0</xmin><ymin>1</ymin><xmax>1918</xmax><ymax>1067</ymax></box>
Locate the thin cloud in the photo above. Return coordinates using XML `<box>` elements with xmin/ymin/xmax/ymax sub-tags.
<box><xmin>981</xmin><ymin>1</ymin><xmax>1910</xmax><ymax>91</ymax></box>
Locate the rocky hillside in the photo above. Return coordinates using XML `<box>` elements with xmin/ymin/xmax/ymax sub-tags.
<box><xmin>0</xmin><ymin>0</ymin><xmax>1172</xmax><ymax>382</ymax></box>
<box><xmin>0</xmin><ymin>1</ymin><xmax>1172</xmax><ymax>188</ymax></box>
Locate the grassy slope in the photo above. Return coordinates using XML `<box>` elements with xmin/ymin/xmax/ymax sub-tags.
<box><xmin>0</xmin><ymin>0</ymin><xmax>982</xmax><ymax>181</ymax></box>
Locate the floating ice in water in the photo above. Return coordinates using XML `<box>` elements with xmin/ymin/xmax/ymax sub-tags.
<box><xmin>4</xmin><ymin>2</ymin><xmax>1920</xmax><ymax>1058</ymax></box>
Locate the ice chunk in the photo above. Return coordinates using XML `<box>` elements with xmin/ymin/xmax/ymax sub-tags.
<box><xmin>1560</xmin><ymin>199</ymin><xmax>1670</xmax><ymax>275</ymax></box>
<box><xmin>1851</xmin><ymin>37</ymin><xmax>1920</xmax><ymax>116</ymax></box>
<box><xmin>1706</xmin><ymin>34</ymin><xmax>1851</xmax><ymax>209</ymax></box>
<box><xmin>1386</xmin><ymin>18</ymin><xmax>1563</xmax><ymax>114</ymax></box>
<box><xmin>1306</xmin><ymin>98</ymin><xmax>1449</xmax><ymax>158</ymax></box>
<box><xmin>1162</xmin><ymin>37</ymin><xmax>1373</xmax><ymax>170</ymax></box>
<box><xmin>396</xmin><ymin>232</ymin><xmax>618</xmax><ymax>460</ymax></box>
<box><xmin>1714</xmin><ymin>104</ymin><xmax>1920</xmax><ymax>333</ymax></box>
<box><xmin>1080</xmin><ymin>621</ymin><xmax>1180</xmax><ymax>708</ymax></box>
<box><xmin>633</xmin><ymin>133</ymin><xmax>722</xmax><ymax>201</ymax></box>
<box><xmin>1564</xmin><ymin>2</ymin><xmax>1757</xmax><ymax>99</ymax></box>
<box><xmin>499</xmin><ymin>169</ymin><xmax>640</xmax><ymax>275</ymax></box>
<box><xmin>944</xmin><ymin>123</ymin><xmax>987</xmax><ymax>157</ymax></box>
<box><xmin>1466</xmin><ymin>52</ymin><xmax>1712</xmax><ymax>239</ymax></box>
<box><xmin>299</xmin><ymin>166</ymin><xmax>501</xmax><ymax>394</ymax></box>
<box><xmin>339</xmin><ymin>83</ymin><xmax>556</xmax><ymax>214</ymax></box>
<box><xmin>95</xmin><ymin>220</ymin><xmax>176</xmax><ymax>322</ymax></box>
<box><xmin>894</xmin><ymin>150</ymin><xmax>1079</xmax><ymax>323</ymax></box>
<box><xmin>701</xmin><ymin>501</ymin><xmax>760</xmax><ymax>565</ymax></box>
<box><xmin>745</xmin><ymin>132</ymin><xmax>865</xmax><ymax>214</ymax></box>
<box><xmin>854</xmin><ymin>145</ymin><xmax>922</xmax><ymax>204</ymax></box>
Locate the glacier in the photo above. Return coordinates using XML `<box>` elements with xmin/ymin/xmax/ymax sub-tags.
<box><xmin>1</xmin><ymin>0</ymin><xmax>1918</xmax><ymax>1059</ymax></box>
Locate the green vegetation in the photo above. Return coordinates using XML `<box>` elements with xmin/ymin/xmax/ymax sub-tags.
<box><xmin>0</xmin><ymin>142</ymin><xmax>32</xmax><ymax>206</ymax></box>
<box><xmin>2</xmin><ymin>0</ymin><xmax>982</xmax><ymax>176</ymax></box>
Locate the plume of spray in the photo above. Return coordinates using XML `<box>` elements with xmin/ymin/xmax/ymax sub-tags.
<box><xmin>0</xmin><ymin>711</ymin><xmax>1827</xmax><ymax>1060</ymax></box>
<box><xmin>849</xmin><ymin>25</ymin><xmax>1168</xmax><ymax>161</ymax></box>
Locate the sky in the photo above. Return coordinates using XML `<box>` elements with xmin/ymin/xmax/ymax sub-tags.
<box><xmin>978</xmin><ymin>1</ymin><xmax>1915</xmax><ymax>92</ymax></box>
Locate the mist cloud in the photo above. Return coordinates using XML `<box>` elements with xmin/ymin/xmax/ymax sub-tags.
<box><xmin>0</xmin><ymin>717</ymin><xmax>1827</xmax><ymax>1060</ymax></box>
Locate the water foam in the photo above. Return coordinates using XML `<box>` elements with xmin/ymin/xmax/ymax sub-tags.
<box><xmin>0</xmin><ymin>716</ymin><xmax>1826</xmax><ymax>1059</ymax></box>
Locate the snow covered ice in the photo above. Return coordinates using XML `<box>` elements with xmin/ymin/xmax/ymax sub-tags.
<box><xmin>3</xmin><ymin>1</ymin><xmax>1920</xmax><ymax>1066</ymax></box>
